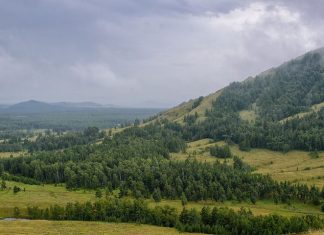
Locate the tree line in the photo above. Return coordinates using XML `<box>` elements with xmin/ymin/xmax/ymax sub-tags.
<box><xmin>23</xmin><ymin>198</ymin><xmax>324</xmax><ymax>235</ymax></box>
<box><xmin>1</xmin><ymin>124</ymin><xmax>323</xmax><ymax>205</ymax></box>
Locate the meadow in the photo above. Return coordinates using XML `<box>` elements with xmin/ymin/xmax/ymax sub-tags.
<box><xmin>0</xmin><ymin>180</ymin><xmax>323</xmax><ymax>219</ymax></box>
<box><xmin>0</xmin><ymin>220</ymin><xmax>203</xmax><ymax>235</ymax></box>
<box><xmin>171</xmin><ymin>139</ymin><xmax>324</xmax><ymax>188</ymax></box>
<box><xmin>0</xmin><ymin>152</ymin><xmax>24</xmax><ymax>159</ymax></box>
<box><xmin>0</xmin><ymin>181</ymin><xmax>95</xmax><ymax>218</ymax></box>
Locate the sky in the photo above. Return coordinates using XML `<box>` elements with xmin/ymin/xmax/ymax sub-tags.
<box><xmin>0</xmin><ymin>0</ymin><xmax>324</xmax><ymax>107</ymax></box>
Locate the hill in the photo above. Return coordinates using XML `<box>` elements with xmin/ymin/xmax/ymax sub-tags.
<box><xmin>2</xmin><ymin>100</ymin><xmax>110</xmax><ymax>113</ymax></box>
<box><xmin>157</xmin><ymin>47</ymin><xmax>324</xmax><ymax>123</ymax></box>
<box><xmin>152</xmin><ymin>47</ymin><xmax>324</xmax><ymax>152</ymax></box>
<box><xmin>52</xmin><ymin>101</ymin><xmax>116</xmax><ymax>109</ymax></box>
<box><xmin>3</xmin><ymin>100</ymin><xmax>63</xmax><ymax>113</ymax></box>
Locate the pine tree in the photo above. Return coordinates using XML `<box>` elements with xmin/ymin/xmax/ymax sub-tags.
<box><xmin>152</xmin><ymin>188</ymin><xmax>162</xmax><ymax>202</ymax></box>
<box><xmin>181</xmin><ymin>192</ymin><xmax>188</xmax><ymax>206</ymax></box>
<box><xmin>0</xmin><ymin>180</ymin><xmax>6</xmax><ymax>190</ymax></box>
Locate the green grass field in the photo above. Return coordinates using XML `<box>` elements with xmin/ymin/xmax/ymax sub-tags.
<box><xmin>0</xmin><ymin>220</ymin><xmax>203</xmax><ymax>235</ymax></box>
<box><xmin>171</xmin><ymin>139</ymin><xmax>324</xmax><ymax>188</ymax></box>
<box><xmin>0</xmin><ymin>180</ymin><xmax>323</xmax><ymax>219</ymax></box>
<box><xmin>0</xmin><ymin>220</ymin><xmax>322</xmax><ymax>235</ymax></box>
<box><xmin>0</xmin><ymin>181</ymin><xmax>95</xmax><ymax>218</ymax></box>
<box><xmin>0</xmin><ymin>151</ymin><xmax>24</xmax><ymax>158</ymax></box>
<box><xmin>148</xmin><ymin>199</ymin><xmax>323</xmax><ymax>218</ymax></box>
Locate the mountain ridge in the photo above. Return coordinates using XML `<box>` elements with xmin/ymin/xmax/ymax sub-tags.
<box><xmin>0</xmin><ymin>100</ymin><xmax>116</xmax><ymax>113</ymax></box>
<box><xmin>154</xmin><ymin>47</ymin><xmax>324</xmax><ymax>124</ymax></box>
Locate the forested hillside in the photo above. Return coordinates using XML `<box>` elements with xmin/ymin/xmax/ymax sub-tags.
<box><xmin>154</xmin><ymin>48</ymin><xmax>324</xmax><ymax>152</ymax></box>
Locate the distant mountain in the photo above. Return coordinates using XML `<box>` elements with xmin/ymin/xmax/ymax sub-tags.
<box><xmin>53</xmin><ymin>102</ymin><xmax>105</xmax><ymax>109</ymax></box>
<box><xmin>1</xmin><ymin>100</ymin><xmax>114</xmax><ymax>114</ymax></box>
<box><xmin>3</xmin><ymin>100</ymin><xmax>63</xmax><ymax>113</ymax></box>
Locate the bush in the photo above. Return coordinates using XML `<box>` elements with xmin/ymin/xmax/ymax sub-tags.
<box><xmin>13</xmin><ymin>185</ymin><xmax>21</xmax><ymax>194</ymax></box>
<box><xmin>210</xmin><ymin>145</ymin><xmax>232</xmax><ymax>158</ymax></box>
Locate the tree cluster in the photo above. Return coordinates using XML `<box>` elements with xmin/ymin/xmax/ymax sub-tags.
<box><xmin>24</xmin><ymin>198</ymin><xmax>324</xmax><ymax>235</ymax></box>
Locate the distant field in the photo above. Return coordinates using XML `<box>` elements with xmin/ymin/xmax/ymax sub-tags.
<box><xmin>0</xmin><ymin>220</ymin><xmax>203</xmax><ymax>235</ymax></box>
<box><xmin>0</xmin><ymin>152</ymin><xmax>24</xmax><ymax>158</ymax></box>
<box><xmin>0</xmin><ymin>181</ymin><xmax>95</xmax><ymax>218</ymax></box>
<box><xmin>171</xmin><ymin>139</ymin><xmax>324</xmax><ymax>188</ymax></box>
<box><xmin>148</xmin><ymin>199</ymin><xmax>323</xmax><ymax>218</ymax></box>
<box><xmin>0</xmin><ymin>108</ymin><xmax>163</xmax><ymax>131</ymax></box>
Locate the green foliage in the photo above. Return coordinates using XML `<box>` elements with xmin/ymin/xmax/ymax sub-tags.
<box><xmin>26</xmin><ymin>198</ymin><xmax>178</xmax><ymax>228</ymax></box>
<box><xmin>152</xmin><ymin>188</ymin><xmax>162</xmax><ymax>202</ymax></box>
<box><xmin>24</xmin><ymin>198</ymin><xmax>324</xmax><ymax>235</ymax></box>
<box><xmin>27</xmin><ymin>128</ymin><xmax>103</xmax><ymax>152</ymax></box>
<box><xmin>0</xmin><ymin>179</ymin><xmax>6</xmax><ymax>190</ymax></box>
<box><xmin>95</xmin><ymin>189</ymin><xmax>102</xmax><ymax>198</ymax></box>
<box><xmin>181</xmin><ymin>193</ymin><xmax>188</xmax><ymax>206</ymax></box>
<box><xmin>178</xmin><ymin>206</ymin><xmax>324</xmax><ymax>235</ymax></box>
<box><xmin>209</xmin><ymin>145</ymin><xmax>232</xmax><ymax>158</ymax></box>
<box><xmin>192</xmin><ymin>96</ymin><xmax>204</xmax><ymax>109</ymax></box>
<box><xmin>13</xmin><ymin>185</ymin><xmax>21</xmax><ymax>194</ymax></box>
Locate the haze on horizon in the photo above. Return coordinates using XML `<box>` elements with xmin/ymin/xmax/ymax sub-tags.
<box><xmin>0</xmin><ymin>0</ymin><xmax>324</xmax><ymax>108</ymax></box>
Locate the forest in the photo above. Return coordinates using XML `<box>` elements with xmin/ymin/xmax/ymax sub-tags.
<box><xmin>1</xmin><ymin>123</ymin><xmax>323</xmax><ymax>205</ymax></box>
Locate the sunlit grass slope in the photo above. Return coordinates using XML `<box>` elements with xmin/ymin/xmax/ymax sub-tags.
<box><xmin>151</xmin><ymin>90</ymin><xmax>221</xmax><ymax>124</ymax></box>
<box><xmin>0</xmin><ymin>220</ymin><xmax>203</xmax><ymax>235</ymax></box>
<box><xmin>171</xmin><ymin>139</ymin><xmax>324</xmax><ymax>188</ymax></box>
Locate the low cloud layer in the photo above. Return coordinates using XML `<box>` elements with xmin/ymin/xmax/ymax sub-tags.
<box><xmin>0</xmin><ymin>0</ymin><xmax>323</xmax><ymax>107</ymax></box>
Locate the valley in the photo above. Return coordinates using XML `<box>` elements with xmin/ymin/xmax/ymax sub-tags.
<box><xmin>0</xmin><ymin>49</ymin><xmax>324</xmax><ymax>234</ymax></box>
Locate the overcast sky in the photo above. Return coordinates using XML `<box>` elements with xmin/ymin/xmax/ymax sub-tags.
<box><xmin>0</xmin><ymin>0</ymin><xmax>323</xmax><ymax>107</ymax></box>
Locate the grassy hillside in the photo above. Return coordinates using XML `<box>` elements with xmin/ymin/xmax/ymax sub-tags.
<box><xmin>150</xmin><ymin>48</ymin><xmax>324</xmax><ymax>153</ymax></box>
<box><xmin>171</xmin><ymin>139</ymin><xmax>324</xmax><ymax>187</ymax></box>
<box><xmin>151</xmin><ymin>90</ymin><xmax>221</xmax><ymax>124</ymax></box>
<box><xmin>0</xmin><ymin>220</ymin><xmax>203</xmax><ymax>235</ymax></box>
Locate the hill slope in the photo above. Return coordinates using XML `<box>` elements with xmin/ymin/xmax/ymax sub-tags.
<box><xmin>152</xmin><ymin>48</ymin><xmax>324</xmax><ymax>151</ymax></box>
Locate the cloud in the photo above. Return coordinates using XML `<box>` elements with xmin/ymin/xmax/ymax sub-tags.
<box><xmin>70</xmin><ymin>62</ymin><xmax>119</xmax><ymax>87</ymax></box>
<box><xmin>0</xmin><ymin>0</ymin><xmax>323</xmax><ymax>106</ymax></box>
